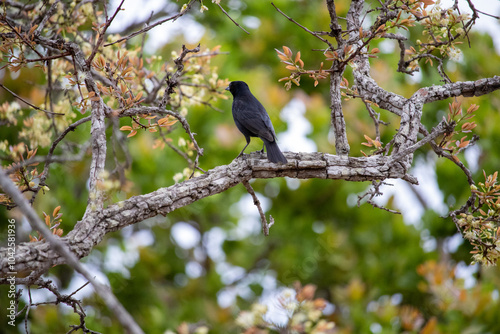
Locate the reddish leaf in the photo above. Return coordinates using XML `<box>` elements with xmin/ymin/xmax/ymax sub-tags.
<box><xmin>420</xmin><ymin>0</ymin><xmax>435</xmax><ymax>7</ymax></box>
<box><xmin>282</xmin><ymin>46</ymin><xmax>292</xmax><ymax>58</ymax></box>
<box><xmin>53</xmin><ymin>206</ymin><xmax>61</xmax><ymax>217</ymax></box>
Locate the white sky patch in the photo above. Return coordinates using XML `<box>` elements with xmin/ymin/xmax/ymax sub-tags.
<box><xmin>411</xmin><ymin>157</ymin><xmax>448</xmax><ymax>215</ymax></box>
<box><xmin>21</xmin><ymin>262</ymin><xmax>112</xmax><ymax>305</ymax></box>
<box><xmin>391</xmin><ymin>293</ymin><xmax>403</xmax><ymax>305</ymax></box>
<box><xmin>378</xmin><ymin>39</ymin><xmax>396</xmax><ymax>53</ymax></box>
<box><xmin>142</xmin><ymin>17</ymin><xmax>205</xmax><ymax>52</ymax></box>
<box><xmin>63</xmin><ymin>262</ymin><xmax>111</xmax><ymax>295</ymax></box>
<box><xmin>229</xmin><ymin>192</ymin><xmax>269</xmax><ymax>239</ymax></box>
<box><xmin>217</xmin><ymin>270</ymin><xmax>277</xmax><ymax>308</ymax></box>
<box><xmin>444</xmin><ymin>233</ymin><xmax>464</xmax><ymax>253</ymax></box>
<box><xmin>128</xmin><ymin>228</ymin><xmax>155</xmax><ymax>247</ymax></box>
<box><xmin>370</xmin><ymin>323</ymin><xmax>383</xmax><ymax>333</ymax></box>
<box><xmin>194</xmin><ymin>245</ymin><xmax>207</xmax><ymax>262</ymax></box>
<box><xmin>420</xmin><ymin>229</ymin><xmax>437</xmax><ymax>252</ymax></box>
<box><xmin>455</xmin><ymin>261</ymin><xmax>479</xmax><ymax>289</ymax></box>
<box><xmin>276</xmin><ymin>97</ymin><xmax>316</xmax><ymax>187</ymax></box>
<box><xmin>278</xmin><ymin>98</ymin><xmax>317</xmax><ymax>153</ymax></box>
<box><xmin>373</xmin><ymin>178</ymin><xmax>423</xmax><ymax>225</ymax></box>
<box><xmin>464</xmin><ymin>145</ymin><xmax>481</xmax><ymax>173</ymax></box>
<box><xmin>441</xmin><ymin>0</ymin><xmax>500</xmax><ymax>53</ymax></box>
<box><xmin>108</xmin><ymin>0</ymin><xmax>170</xmax><ymax>33</ymax></box>
<box><xmin>108</xmin><ymin>0</ymin><xmax>205</xmax><ymax>52</ymax></box>
<box><xmin>171</xmin><ymin>221</ymin><xmax>201</xmax><ymax>249</ymax></box>
<box><xmin>186</xmin><ymin>260</ymin><xmax>204</xmax><ymax>278</ymax></box>
<box><xmin>104</xmin><ymin>244</ymin><xmax>138</xmax><ymax>277</ymax></box>
<box><xmin>233</xmin><ymin>191</ymin><xmax>271</xmax><ymax>216</ymax></box>
<box><xmin>217</xmin><ymin>284</ymin><xmax>253</xmax><ymax>308</ymax></box>
<box><xmin>216</xmin><ymin>262</ymin><xmax>246</xmax><ymax>285</ymax></box>
<box><xmin>203</xmin><ymin>227</ymin><xmax>227</xmax><ymax>262</ymax></box>
<box><xmin>101</xmin><ymin>229</ymin><xmax>155</xmax><ymax>277</ymax></box>
<box><xmin>242</xmin><ymin>16</ymin><xmax>261</xmax><ymax>29</ymax></box>
<box><xmin>406</xmin><ymin>70</ymin><xmax>423</xmax><ymax>84</ymax></box>
<box><xmin>492</xmin><ymin>290</ymin><xmax>499</xmax><ymax>301</ymax></box>
<box><xmin>285</xmin><ymin>177</ymin><xmax>301</xmax><ymax>190</ymax></box>
<box><xmin>372</xmin><ymin>156</ymin><xmax>447</xmax><ymax>226</ymax></box>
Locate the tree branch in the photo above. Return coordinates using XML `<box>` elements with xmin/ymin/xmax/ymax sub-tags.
<box><xmin>86</xmin><ymin>0</ymin><xmax>124</xmax><ymax>66</ymax></box>
<box><xmin>0</xmin><ymin>83</ymin><xmax>65</xmax><ymax>116</ymax></box>
<box><xmin>417</xmin><ymin>76</ymin><xmax>500</xmax><ymax>104</ymax></box>
<box><xmin>0</xmin><ymin>152</ymin><xmax>418</xmax><ymax>280</ymax></box>
<box><xmin>271</xmin><ymin>2</ymin><xmax>334</xmax><ymax>49</ymax></box>
<box><xmin>103</xmin><ymin>0</ymin><xmax>197</xmax><ymax>47</ymax></box>
<box><xmin>0</xmin><ymin>167</ymin><xmax>144</xmax><ymax>334</ymax></box>
<box><xmin>242</xmin><ymin>180</ymin><xmax>274</xmax><ymax>236</ymax></box>
<box><xmin>216</xmin><ymin>2</ymin><xmax>249</xmax><ymax>35</ymax></box>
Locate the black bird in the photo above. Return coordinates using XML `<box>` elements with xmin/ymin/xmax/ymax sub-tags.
<box><xmin>226</xmin><ymin>81</ymin><xmax>287</xmax><ymax>164</ymax></box>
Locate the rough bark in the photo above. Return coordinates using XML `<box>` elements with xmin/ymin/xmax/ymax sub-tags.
<box><xmin>1</xmin><ymin>152</ymin><xmax>417</xmax><ymax>280</ymax></box>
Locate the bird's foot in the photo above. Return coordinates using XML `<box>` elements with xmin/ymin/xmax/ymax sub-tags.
<box><xmin>236</xmin><ymin>153</ymin><xmax>248</xmax><ymax>160</ymax></box>
<box><xmin>249</xmin><ymin>150</ymin><xmax>264</xmax><ymax>158</ymax></box>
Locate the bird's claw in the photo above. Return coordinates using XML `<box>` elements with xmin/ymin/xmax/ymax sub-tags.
<box><xmin>236</xmin><ymin>153</ymin><xmax>248</xmax><ymax>160</ymax></box>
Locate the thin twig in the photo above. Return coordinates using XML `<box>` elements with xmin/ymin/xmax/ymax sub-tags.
<box><xmin>242</xmin><ymin>180</ymin><xmax>274</xmax><ymax>236</ymax></box>
<box><xmin>158</xmin><ymin>126</ymin><xmax>206</xmax><ymax>173</ymax></box>
<box><xmin>2</xmin><ymin>18</ymin><xmax>44</xmax><ymax>58</ymax></box>
<box><xmin>362</xmin><ymin>98</ymin><xmax>388</xmax><ymax>140</ymax></box>
<box><xmin>358</xmin><ymin>180</ymin><xmax>401</xmax><ymax>214</ymax></box>
<box><xmin>104</xmin><ymin>0</ymin><xmax>197</xmax><ymax>47</ymax></box>
<box><xmin>215</xmin><ymin>2</ymin><xmax>249</xmax><ymax>34</ymax></box>
<box><xmin>387</xmin><ymin>120</ymin><xmax>453</xmax><ymax>166</ymax></box>
<box><xmin>19</xmin><ymin>279</ymin><xmax>100</xmax><ymax>334</ymax></box>
<box><xmin>475</xmin><ymin>8</ymin><xmax>500</xmax><ymax>19</ymax></box>
<box><xmin>271</xmin><ymin>2</ymin><xmax>334</xmax><ymax>50</ymax></box>
<box><xmin>34</xmin><ymin>0</ymin><xmax>61</xmax><ymax>35</ymax></box>
<box><xmin>0</xmin><ymin>83</ymin><xmax>65</xmax><ymax>115</ymax></box>
<box><xmin>24</xmin><ymin>51</ymin><xmax>72</xmax><ymax>63</ymax></box>
<box><xmin>86</xmin><ymin>0</ymin><xmax>124</xmax><ymax>66</ymax></box>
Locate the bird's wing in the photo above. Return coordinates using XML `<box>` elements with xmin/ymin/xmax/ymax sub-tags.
<box><xmin>233</xmin><ymin>96</ymin><xmax>276</xmax><ymax>142</ymax></box>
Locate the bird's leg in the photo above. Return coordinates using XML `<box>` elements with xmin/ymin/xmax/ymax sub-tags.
<box><xmin>236</xmin><ymin>139</ymin><xmax>251</xmax><ymax>159</ymax></box>
<box><xmin>259</xmin><ymin>143</ymin><xmax>265</xmax><ymax>157</ymax></box>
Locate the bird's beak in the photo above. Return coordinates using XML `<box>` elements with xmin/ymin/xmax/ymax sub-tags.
<box><xmin>225</xmin><ymin>86</ymin><xmax>229</xmax><ymax>91</ymax></box>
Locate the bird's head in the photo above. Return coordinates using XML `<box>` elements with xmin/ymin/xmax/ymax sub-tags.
<box><xmin>225</xmin><ymin>81</ymin><xmax>250</xmax><ymax>95</ymax></box>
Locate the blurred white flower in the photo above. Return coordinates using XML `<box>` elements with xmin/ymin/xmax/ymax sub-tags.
<box><xmin>235</xmin><ymin>311</ymin><xmax>255</xmax><ymax>328</ymax></box>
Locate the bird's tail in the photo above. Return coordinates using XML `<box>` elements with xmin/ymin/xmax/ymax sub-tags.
<box><xmin>263</xmin><ymin>139</ymin><xmax>288</xmax><ymax>164</ymax></box>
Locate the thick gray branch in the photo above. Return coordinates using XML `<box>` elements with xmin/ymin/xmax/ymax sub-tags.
<box><xmin>329</xmin><ymin>71</ymin><xmax>351</xmax><ymax>155</ymax></box>
<box><xmin>416</xmin><ymin>76</ymin><xmax>500</xmax><ymax>104</ymax></box>
<box><xmin>353</xmin><ymin>53</ymin><xmax>407</xmax><ymax>116</ymax></box>
<box><xmin>0</xmin><ymin>152</ymin><xmax>416</xmax><ymax>279</ymax></box>
<box><xmin>64</xmin><ymin>42</ymin><xmax>108</xmax><ymax>216</ymax></box>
